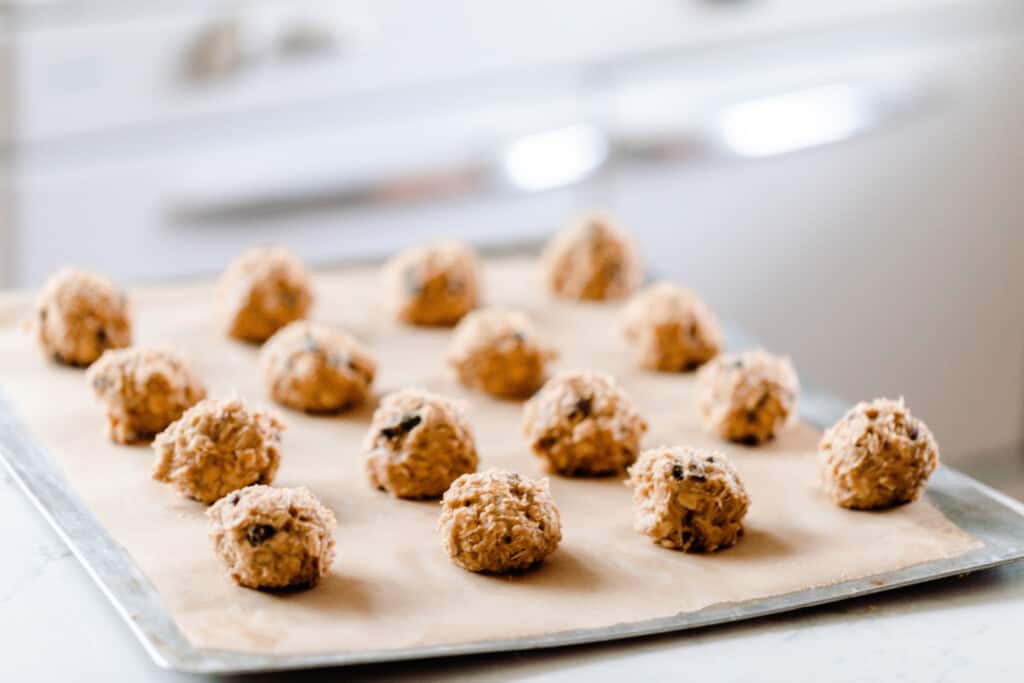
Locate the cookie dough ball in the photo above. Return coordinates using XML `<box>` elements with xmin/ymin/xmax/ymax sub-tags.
<box><xmin>208</xmin><ymin>485</ymin><xmax>337</xmax><ymax>590</ymax></box>
<box><xmin>818</xmin><ymin>398</ymin><xmax>939</xmax><ymax>510</ymax></box>
<box><xmin>260</xmin><ymin>321</ymin><xmax>377</xmax><ymax>413</ymax></box>
<box><xmin>385</xmin><ymin>241</ymin><xmax>481</xmax><ymax>326</ymax></box>
<box><xmin>222</xmin><ymin>247</ymin><xmax>314</xmax><ymax>343</ymax></box>
<box><xmin>622</xmin><ymin>281</ymin><xmax>722</xmax><ymax>372</ymax></box>
<box><xmin>152</xmin><ymin>398</ymin><xmax>284</xmax><ymax>504</ymax></box>
<box><xmin>447</xmin><ymin>308</ymin><xmax>557</xmax><ymax>398</ymax></box>
<box><xmin>696</xmin><ymin>350</ymin><xmax>799</xmax><ymax>445</ymax></box>
<box><xmin>32</xmin><ymin>268</ymin><xmax>132</xmax><ymax>367</ymax></box>
<box><xmin>627</xmin><ymin>446</ymin><xmax>750</xmax><ymax>552</ymax></box>
<box><xmin>541</xmin><ymin>213</ymin><xmax>643</xmax><ymax>301</ymax></box>
<box><xmin>364</xmin><ymin>389</ymin><xmax>478</xmax><ymax>499</ymax></box>
<box><xmin>523</xmin><ymin>371</ymin><xmax>648</xmax><ymax>476</ymax></box>
<box><xmin>439</xmin><ymin>471</ymin><xmax>562</xmax><ymax>573</ymax></box>
<box><xmin>86</xmin><ymin>347</ymin><xmax>206</xmax><ymax>444</ymax></box>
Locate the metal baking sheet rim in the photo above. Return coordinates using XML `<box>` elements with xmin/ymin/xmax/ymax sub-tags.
<box><xmin>3</xmin><ymin>390</ymin><xmax>1024</xmax><ymax>675</ymax></box>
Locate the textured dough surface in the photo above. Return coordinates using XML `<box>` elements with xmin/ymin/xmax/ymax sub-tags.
<box><xmin>208</xmin><ymin>485</ymin><xmax>337</xmax><ymax>590</ymax></box>
<box><xmin>222</xmin><ymin>247</ymin><xmax>314</xmax><ymax>343</ymax></box>
<box><xmin>523</xmin><ymin>370</ymin><xmax>648</xmax><ymax>476</ymax></box>
<box><xmin>696</xmin><ymin>349</ymin><xmax>799</xmax><ymax>445</ymax></box>
<box><xmin>627</xmin><ymin>446</ymin><xmax>750</xmax><ymax>552</ymax></box>
<box><xmin>385</xmin><ymin>241</ymin><xmax>481</xmax><ymax>326</ymax></box>
<box><xmin>152</xmin><ymin>398</ymin><xmax>285</xmax><ymax>504</ymax></box>
<box><xmin>32</xmin><ymin>268</ymin><xmax>132</xmax><ymax>367</ymax></box>
<box><xmin>87</xmin><ymin>346</ymin><xmax>206</xmax><ymax>444</ymax></box>
<box><xmin>819</xmin><ymin>398</ymin><xmax>939</xmax><ymax>510</ymax></box>
<box><xmin>622</xmin><ymin>281</ymin><xmax>721</xmax><ymax>371</ymax></box>
<box><xmin>260</xmin><ymin>321</ymin><xmax>377</xmax><ymax>413</ymax></box>
<box><xmin>542</xmin><ymin>213</ymin><xmax>643</xmax><ymax>301</ymax></box>
<box><xmin>364</xmin><ymin>389</ymin><xmax>478</xmax><ymax>499</ymax></box>
<box><xmin>439</xmin><ymin>471</ymin><xmax>562</xmax><ymax>573</ymax></box>
<box><xmin>447</xmin><ymin>308</ymin><xmax>556</xmax><ymax>398</ymax></box>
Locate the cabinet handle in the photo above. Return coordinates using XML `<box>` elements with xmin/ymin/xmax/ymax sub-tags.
<box><xmin>169</xmin><ymin>124</ymin><xmax>609</xmax><ymax>223</ymax></box>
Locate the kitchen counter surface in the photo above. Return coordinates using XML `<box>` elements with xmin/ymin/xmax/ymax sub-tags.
<box><xmin>2</xmin><ymin>461</ymin><xmax>1022</xmax><ymax>683</ymax></box>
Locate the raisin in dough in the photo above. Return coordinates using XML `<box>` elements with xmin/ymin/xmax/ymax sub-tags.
<box><xmin>260</xmin><ymin>321</ymin><xmax>377</xmax><ymax>413</ymax></box>
<box><xmin>818</xmin><ymin>397</ymin><xmax>939</xmax><ymax>510</ymax></box>
<box><xmin>32</xmin><ymin>268</ymin><xmax>132</xmax><ymax>367</ymax></box>
<box><xmin>627</xmin><ymin>446</ymin><xmax>750</xmax><ymax>552</ymax></box>
<box><xmin>622</xmin><ymin>281</ymin><xmax>722</xmax><ymax>372</ymax></box>
<box><xmin>447</xmin><ymin>308</ymin><xmax>557</xmax><ymax>398</ymax></box>
<box><xmin>152</xmin><ymin>398</ymin><xmax>284</xmax><ymax>504</ymax></box>
<box><xmin>439</xmin><ymin>471</ymin><xmax>561</xmax><ymax>573</ymax></box>
<box><xmin>222</xmin><ymin>247</ymin><xmax>314</xmax><ymax>343</ymax></box>
<box><xmin>385</xmin><ymin>241</ymin><xmax>481</xmax><ymax>326</ymax></box>
<box><xmin>208</xmin><ymin>485</ymin><xmax>337</xmax><ymax>590</ymax></box>
<box><xmin>696</xmin><ymin>349</ymin><xmax>799</xmax><ymax>445</ymax></box>
<box><xmin>364</xmin><ymin>389</ymin><xmax>478</xmax><ymax>499</ymax></box>
<box><xmin>541</xmin><ymin>213</ymin><xmax>643</xmax><ymax>301</ymax></box>
<box><xmin>86</xmin><ymin>347</ymin><xmax>206</xmax><ymax>444</ymax></box>
<box><xmin>523</xmin><ymin>371</ymin><xmax>648</xmax><ymax>476</ymax></box>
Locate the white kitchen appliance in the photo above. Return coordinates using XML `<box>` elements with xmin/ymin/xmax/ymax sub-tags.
<box><xmin>0</xmin><ymin>0</ymin><xmax>1021</xmax><ymax>462</ymax></box>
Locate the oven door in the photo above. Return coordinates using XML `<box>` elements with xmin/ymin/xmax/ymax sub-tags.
<box><xmin>602</xmin><ymin>6</ymin><xmax>1024</xmax><ymax>461</ymax></box>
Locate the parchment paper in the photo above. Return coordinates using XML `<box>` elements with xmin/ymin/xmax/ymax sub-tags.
<box><xmin>0</xmin><ymin>257</ymin><xmax>979</xmax><ymax>655</ymax></box>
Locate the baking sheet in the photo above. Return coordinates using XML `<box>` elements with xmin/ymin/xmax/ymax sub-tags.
<box><xmin>1</xmin><ymin>256</ymin><xmax>1022</xmax><ymax>674</ymax></box>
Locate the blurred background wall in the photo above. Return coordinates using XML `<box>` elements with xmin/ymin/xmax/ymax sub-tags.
<box><xmin>0</xmin><ymin>0</ymin><xmax>1021</xmax><ymax>474</ymax></box>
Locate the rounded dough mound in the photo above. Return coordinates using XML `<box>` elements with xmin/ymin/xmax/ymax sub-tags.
<box><xmin>222</xmin><ymin>247</ymin><xmax>314</xmax><ymax>343</ymax></box>
<box><xmin>385</xmin><ymin>241</ymin><xmax>481</xmax><ymax>326</ymax></box>
<box><xmin>818</xmin><ymin>398</ymin><xmax>939</xmax><ymax>510</ymax></box>
<box><xmin>523</xmin><ymin>371</ymin><xmax>648</xmax><ymax>476</ymax></box>
<box><xmin>622</xmin><ymin>281</ymin><xmax>722</xmax><ymax>371</ymax></box>
<box><xmin>86</xmin><ymin>347</ymin><xmax>206</xmax><ymax>444</ymax></box>
<box><xmin>152</xmin><ymin>398</ymin><xmax>285</xmax><ymax>504</ymax></box>
<box><xmin>627</xmin><ymin>446</ymin><xmax>750</xmax><ymax>552</ymax></box>
<box><xmin>364</xmin><ymin>389</ymin><xmax>478</xmax><ymax>499</ymax></box>
<box><xmin>32</xmin><ymin>268</ymin><xmax>132</xmax><ymax>367</ymax></box>
<box><xmin>439</xmin><ymin>471</ymin><xmax>561</xmax><ymax>573</ymax></box>
<box><xmin>260</xmin><ymin>321</ymin><xmax>377</xmax><ymax>413</ymax></box>
<box><xmin>208</xmin><ymin>485</ymin><xmax>337</xmax><ymax>590</ymax></box>
<box><xmin>541</xmin><ymin>213</ymin><xmax>643</xmax><ymax>301</ymax></box>
<box><xmin>447</xmin><ymin>308</ymin><xmax>557</xmax><ymax>398</ymax></box>
<box><xmin>696</xmin><ymin>349</ymin><xmax>799</xmax><ymax>445</ymax></box>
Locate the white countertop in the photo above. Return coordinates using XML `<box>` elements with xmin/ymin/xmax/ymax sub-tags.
<box><xmin>2</xmin><ymin>465</ymin><xmax>1022</xmax><ymax>683</ymax></box>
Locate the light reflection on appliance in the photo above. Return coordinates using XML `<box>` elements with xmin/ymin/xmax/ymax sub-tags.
<box><xmin>499</xmin><ymin>124</ymin><xmax>609</xmax><ymax>192</ymax></box>
<box><xmin>715</xmin><ymin>83</ymin><xmax>882</xmax><ymax>158</ymax></box>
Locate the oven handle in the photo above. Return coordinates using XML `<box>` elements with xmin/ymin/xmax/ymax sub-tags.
<box><xmin>618</xmin><ymin>78</ymin><xmax>939</xmax><ymax>163</ymax></box>
<box><xmin>168</xmin><ymin>123</ymin><xmax>611</xmax><ymax>223</ymax></box>
<box><xmin>169</xmin><ymin>78</ymin><xmax>937</xmax><ymax>223</ymax></box>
